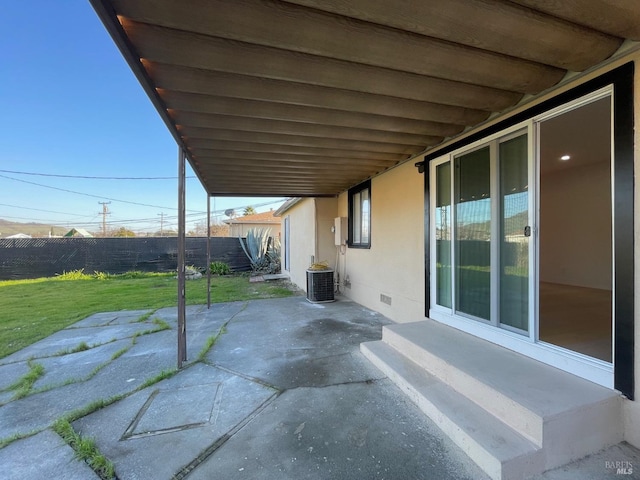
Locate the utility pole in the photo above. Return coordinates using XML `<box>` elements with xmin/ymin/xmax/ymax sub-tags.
<box><xmin>158</xmin><ymin>212</ymin><xmax>166</xmax><ymax>237</ymax></box>
<box><xmin>98</xmin><ymin>202</ymin><xmax>111</xmax><ymax>237</ymax></box>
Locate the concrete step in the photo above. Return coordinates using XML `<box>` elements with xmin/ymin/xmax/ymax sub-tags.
<box><xmin>361</xmin><ymin>320</ymin><xmax>623</xmax><ymax>478</ymax></box>
<box><xmin>362</xmin><ymin>341</ymin><xmax>543</xmax><ymax>480</ymax></box>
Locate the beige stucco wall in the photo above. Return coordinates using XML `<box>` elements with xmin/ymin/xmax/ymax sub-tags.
<box><xmin>315</xmin><ymin>197</ymin><xmax>339</xmax><ymax>268</ymax></box>
<box><xmin>280</xmin><ymin>197</ymin><xmax>339</xmax><ymax>290</ymax></box>
<box><xmin>280</xmin><ymin>199</ymin><xmax>316</xmax><ymax>289</ymax></box>
<box><xmin>337</xmin><ymin>160</ymin><xmax>425</xmax><ymax>323</ymax></box>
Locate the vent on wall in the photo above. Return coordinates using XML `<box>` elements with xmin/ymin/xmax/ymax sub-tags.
<box><xmin>306</xmin><ymin>269</ymin><xmax>335</xmax><ymax>303</ymax></box>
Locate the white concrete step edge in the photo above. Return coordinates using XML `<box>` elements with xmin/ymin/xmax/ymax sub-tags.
<box><xmin>361</xmin><ymin>341</ymin><xmax>544</xmax><ymax>480</ymax></box>
<box><xmin>380</xmin><ymin>322</ymin><xmax>623</xmax><ymax>470</ymax></box>
<box><xmin>381</xmin><ymin>324</ymin><xmax>543</xmax><ymax>445</ymax></box>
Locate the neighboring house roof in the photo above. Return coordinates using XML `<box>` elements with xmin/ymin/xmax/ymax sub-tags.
<box><xmin>64</xmin><ymin>228</ymin><xmax>94</xmax><ymax>238</ymax></box>
<box><xmin>224</xmin><ymin>211</ymin><xmax>280</xmax><ymax>225</ymax></box>
<box><xmin>6</xmin><ymin>233</ymin><xmax>32</xmax><ymax>239</ymax></box>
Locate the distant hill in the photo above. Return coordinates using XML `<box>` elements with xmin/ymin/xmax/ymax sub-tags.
<box><xmin>0</xmin><ymin>219</ymin><xmax>70</xmax><ymax>238</ymax></box>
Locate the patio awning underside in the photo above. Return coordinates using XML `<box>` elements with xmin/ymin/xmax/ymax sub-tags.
<box><xmin>92</xmin><ymin>0</ymin><xmax>640</xmax><ymax>197</ymax></box>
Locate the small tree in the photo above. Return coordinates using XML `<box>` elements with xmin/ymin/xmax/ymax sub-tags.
<box><xmin>111</xmin><ymin>227</ymin><xmax>136</xmax><ymax>237</ymax></box>
<box><xmin>210</xmin><ymin>223</ymin><xmax>230</xmax><ymax>237</ymax></box>
<box><xmin>243</xmin><ymin>206</ymin><xmax>256</xmax><ymax>216</ymax></box>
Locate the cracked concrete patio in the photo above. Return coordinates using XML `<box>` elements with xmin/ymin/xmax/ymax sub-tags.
<box><xmin>1</xmin><ymin>296</ymin><xmax>634</xmax><ymax>479</ymax></box>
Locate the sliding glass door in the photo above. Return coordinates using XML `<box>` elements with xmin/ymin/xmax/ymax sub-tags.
<box><xmin>431</xmin><ymin>129</ymin><xmax>531</xmax><ymax>333</ymax></box>
<box><xmin>429</xmin><ymin>87</ymin><xmax>618</xmax><ymax>388</ymax></box>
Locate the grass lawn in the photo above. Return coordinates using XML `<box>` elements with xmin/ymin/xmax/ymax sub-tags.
<box><xmin>0</xmin><ymin>272</ymin><xmax>296</xmax><ymax>359</ymax></box>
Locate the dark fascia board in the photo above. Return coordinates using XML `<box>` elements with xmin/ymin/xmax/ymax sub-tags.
<box><xmin>89</xmin><ymin>0</ymin><xmax>209</xmax><ymax>189</ymax></box>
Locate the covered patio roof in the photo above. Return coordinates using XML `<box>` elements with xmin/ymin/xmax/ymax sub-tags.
<box><xmin>91</xmin><ymin>0</ymin><xmax>640</xmax><ymax>197</ymax></box>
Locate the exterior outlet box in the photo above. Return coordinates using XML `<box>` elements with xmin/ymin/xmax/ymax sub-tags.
<box><xmin>334</xmin><ymin>217</ymin><xmax>348</xmax><ymax>246</ymax></box>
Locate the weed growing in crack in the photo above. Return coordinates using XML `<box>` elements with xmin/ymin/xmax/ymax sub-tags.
<box><xmin>4</xmin><ymin>359</ymin><xmax>45</xmax><ymax>399</ymax></box>
<box><xmin>139</xmin><ymin>368</ymin><xmax>178</xmax><ymax>390</ymax></box>
<box><xmin>0</xmin><ymin>430</ymin><xmax>40</xmax><ymax>450</ymax></box>
<box><xmin>53</xmin><ymin>419</ymin><xmax>115</xmax><ymax>480</ymax></box>
<box><xmin>151</xmin><ymin>318</ymin><xmax>171</xmax><ymax>330</ymax></box>
<box><xmin>132</xmin><ymin>310</ymin><xmax>155</xmax><ymax>323</ymax></box>
<box><xmin>110</xmin><ymin>346</ymin><xmax>129</xmax><ymax>361</ymax></box>
<box><xmin>61</xmin><ymin>396</ymin><xmax>124</xmax><ymax>424</ymax></box>
<box><xmin>197</xmin><ymin>321</ymin><xmax>231</xmax><ymax>361</ymax></box>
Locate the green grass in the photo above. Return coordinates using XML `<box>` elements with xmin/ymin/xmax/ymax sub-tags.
<box><xmin>0</xmin><ymin>272</ymin><xmax>295</xmax><ymax>359</ymax></box>
<box><xmin>197</xmin><ymin>323</ymin><xmax>229</xmax><ymax>361</ymax></box>
<box><xmin>138</xmin><ymin>368</ymin><xmax>178</xmax><ymax>390</ymax></box>
<box><xmin>53</xmin><ymin>419</ymin><xmax>116</xmax><ymax>480</ymax></box>
<box><xmin>3</xmin><ymin>359</ymin><xmax>45</xmax><ymax>399</ymax></box>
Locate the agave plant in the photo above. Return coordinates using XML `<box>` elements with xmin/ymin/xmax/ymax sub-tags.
<box><xmin>239</xmin><ymin>228</ymin><xmax>272</xmax><ymax>272</ymax></box>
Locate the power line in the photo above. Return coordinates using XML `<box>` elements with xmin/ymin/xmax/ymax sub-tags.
<box><xmin>1</xmin><ymin>174</ymin><xmax>285</xmax><ymax>215</ymax></box>
<box><xmin>0</xmin><ymin>203</ymin><xmax>94</xmax><ymax>217</ymax></box>
<box><xmin>0</xmin><ymin>168</ymin><xmax>196</xmax><ymax>180</ymax></box>
<box><xmin>0</xmin><ymin>173</ymin><xmax>196</xmax><ymax>211</ymax></box>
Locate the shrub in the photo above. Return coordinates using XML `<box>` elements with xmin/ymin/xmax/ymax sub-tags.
<box><xmin>55</xmin><ymin>269</ymin><xmax>93</xmax><ymax>281</ymax></box>
<box><xmin>210</xmin><ymin>261</ymin><xmax>232</xmax><ymax>275</ymax></box>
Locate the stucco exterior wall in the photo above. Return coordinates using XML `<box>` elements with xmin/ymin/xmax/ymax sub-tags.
<box><xmin>281</xmin><ymin>199</ymin><xmax>316</xmax><ymax>290</ymax></box>
<box><xmin>315</xmin><ymin>197</ymin><xmax>339</xmax><ymax>268</ymax></box>
<box><xmin>337</xmin><ymin>160</ymin><xmax>425</xmax><ymax>323</ymax></box>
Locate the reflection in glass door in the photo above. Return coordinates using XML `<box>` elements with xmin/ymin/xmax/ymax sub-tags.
<box><xmin>454</xmin><ymin>146</ymin><xmax>491</xmax><ymax>320</ymax></box>
<box><xmin>432</xmin><ymin>131</ymin><xmax>530</xmax><ymax>333</ymax></box>
<box><xmin>499</xmin><ymin>135</ymin><xmax>529</xmax><ymax>332</ymax></box>
<box><xmin>435</xmin><ymin>163</ymin><xmax>452</xmax><ymax>308</ymax></box>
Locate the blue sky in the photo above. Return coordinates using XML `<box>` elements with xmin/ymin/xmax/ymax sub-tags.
<box><xmin>0</xmin><ymin>1</ymin><xmax>284</xmax><ymax>234</ymax></box>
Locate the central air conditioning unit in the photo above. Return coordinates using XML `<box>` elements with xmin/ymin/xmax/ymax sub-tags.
<box><xmin>306</xmin><ymin>269</ymin><xmax>335</xmax><ymax>303</ymax></box>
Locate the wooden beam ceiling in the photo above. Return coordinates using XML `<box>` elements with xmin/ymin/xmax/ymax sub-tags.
<box><xmin>91</xmin><ymin>0</ymin><xmax>637</xmax><ymax>197</ymax></box>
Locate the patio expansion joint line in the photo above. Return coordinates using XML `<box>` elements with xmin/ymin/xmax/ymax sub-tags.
<box><xmin>172</xmin><ymin>390</ymin><xmax>281</xmax><ymax>480</ymax></box>
<box><xmin>206</xmin><ymin>363</ymin><xmax>282</xmax><ymax>392</ymax></box>
<box><xmin>287</xmin><ymin>377</ymin><xmax>383</xmax><ymax>391</ymax></box>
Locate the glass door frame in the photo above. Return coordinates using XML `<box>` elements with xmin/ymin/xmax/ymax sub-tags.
<box><xmin>428</xmin><ymin>105</ymin><xmax>615</xmax><ymax>388</ymax></box>
<box><xmin>429</xmin><ymin>121</ymin><xmax>535</xmax><ymax>337</ymax></box>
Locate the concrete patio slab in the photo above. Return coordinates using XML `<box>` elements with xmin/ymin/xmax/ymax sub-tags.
<box><xmin>32</xmin><ymin>338</ymin><xmax>131</xmax><ymax>390</ymax></box>
<box><xmin>187</xmin><ymin>379</ymin><xmax>487</xmax><ymax>480</ymax></box>
<box><xmin>72</xmin><ymin>363</ymin><xmax>277</xmax><ymax>480</ymax></box>
<box><xmin>1</xmin><ymin>295</ymin><xmax>638</xmax><ymax>480</ymax></box>
<box><xmin>70</xmin><ymin>309</ymin><xmax>153</xmax><ymax>328</ymax></box>
<box><xmin>1</xmin><ymin>429</ymin><xmax>99</xmax><ymax>480</ymax></box>
<box><xmin>0</xmin><ymin>361</ymin><xmax>29</xmax><ymax>392</ymax></box>
<box><xmin>0</xmin><ymin>322</ymin><xmax>162</xmax><ymax>364</ymax></box>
